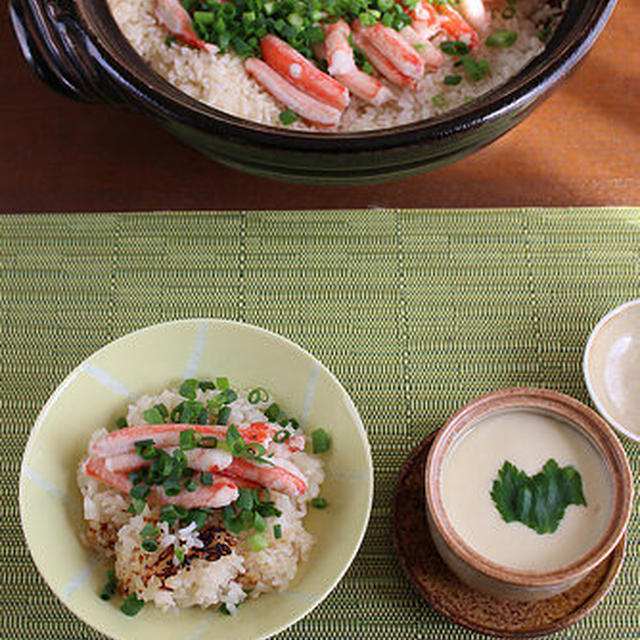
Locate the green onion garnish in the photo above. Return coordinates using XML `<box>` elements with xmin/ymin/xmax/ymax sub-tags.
<box><xmin>142</xmin><ymin>405</ymin><xmax>167</xmax><ymax>425</ymax></box>
<box><xmin>273</xmin><ymin>524</ymin><xmax>282</xmax><ymax>539</ymax></box>
<box><xmin>253</xmin><ymin>512</ymin><xmax>266</xmax><ymax>532</ymax></box>
<box><xmin>141</xmin><ymin>538</ymin><xmax>159</xmax><ymax>553</ymax></box>
<box><xmin>264</xmin><ymin>403</ymin><xmax>282</xmax><ymax>421</ymax></box>
<box><xmin>198</xmin><ymin>380</ymin><xmax>216</xmax><ymax>391</ymax></box>
<box><xmin>247</xmin><ymin>532</ymin><xmax>269</xmax><ymax>552</ymax></box>
<box><xmin>311</xmin><ymin>428</ymin><xmax>330</xmax><ymax>454</ymax></box>
<box><xmin>163</xmin><ymin>477</ymin><xmax>181</xmax><ymax>496</ymax></box>
<box><xmin>130</xmin><ymin>484</ymin><xmax>150</xmax><ymax>500</ymax></box>
<box><xmin>217</xmin><ymin>406</ymin><xmax>231</xmax><ymax>425</ymax></box>
<box><xmin>184</xmin><ymin>479</ymin><xmax>198</xmax><ymax>492</ymax></box>
<box><xmin>486</xmin><ymin>30</ymin><xmax>518</xmax><ymax>47</ymax></box>
<box><xmin>199</xmin><ymin>436</ymin><xmax>218</xmax><ymax>448</ymax></box>
<box><xmin>444</xmin><ymin>74</ymin><xmax>462</xmax><ymax>85</ymax></box>
<box><xmin>501</xmin><ymin>6</ymin><xmax>515</xmax><ymax>18</ymax></box>
<box><xmin>179</xmin><ymin>378</ymin><xmax>199</xmax><ymax>400</ymax></box>
<box><xmin>115</xmin><ymin>417</ymin><xmax>128</xmax><ymax>430</ymax></box>
<box><xmin>279</xmin><ymin>109</ymin><xmax>299</xmax><ymax>125</ymax></box>
<box><xmin>216</xmin><ymin>377</ymin><xmax>229</xmax><ymax>390</ymax></box>
<box><xmin>311</xmin><ymin>497</ymin><xmax>328</xmax><ymax>509</ymax></box>
<box><xmin>174</xmin><ymin>547</ymin><xmax>185</xmax><ymax>564</ymax></box>
<box><xmin>179</xmin><ymin>429</ymin><xmax>198</xmax><ymax>451</ymax></box>
<box><xmin>219</xmin><ymin>603</ymin><xmax>231</xmax><ymax>615</ymax></box>
<box><xmin>440</xmin><ymin>40</ymin><xmax>470</xmax><ymax>55</ymax></box>
<box><xmin>128</xmin><ymin>497</ymin><xmax>146</xmax><ymax>515</ymax></box>
<box><xmin>120</xmin><ymin>593</ymin><xmax>145</xmax><ymax>616</ymax></box>
<box><xmin>134</xmin><ymin>439</ymin><xmax>154</xmax><ymax>448</ymax></box>
<box><xmin>140</xmin><ymin>523</ymin><xmax>159</xmax><ymax>538</ymax></box>
<box><xmin>248</xmin><ymin>387</ymin><xmax>270</xmax><ymax>404</ymax></box>
<box><xmin>100</xmin><ymin>569</ymin><xmax>117</xmax><ymax>601</ymax></box>
<box><xmin>432</xmin><ymin>93</ymin><xmax>446</xmax><ymax>109</ymax></box>
<box><xmin>200</xmin><ymin>472</ymin><xmax>213</xmax><ymax>486</ymax></box>
<box><xmin>273</xmin><ymin>430</ymin><xmax>290</xmax><ymax>443</ymax></box>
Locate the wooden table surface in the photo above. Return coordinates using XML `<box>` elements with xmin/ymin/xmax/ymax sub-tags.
<box><xmin>2</xmin><ymin>1</ymin><xmax>639</xmax><ymax>213</ymax></box>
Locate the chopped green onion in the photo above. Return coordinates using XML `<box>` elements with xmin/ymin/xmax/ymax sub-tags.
<box><xmin>179</xmin><ymin>429</ymin><xmax>198</xmax><ymax>451</ymax></box>
<box><xmin>120</xmin><ymin>593</ymin><xmax>145</xmax><ymax>616</ymax></box>
<box><xmin>248</xmin><ymin>387</ymin><xmax>270</xmax><ymax>404</ymax></box>
<box><xmin>501</xmin><ymin>6</ymin><xmax>516</xmax><ymax>18</ymax></box>
<box><xmin>163</xmin><ymin>477</ymin><xmax>181</xmax><ymax>496</ymax></box>
<box><xmin>279</xmin><ymin>417</ymin><xmax>300</xmax><ymax>430</ymax></box>
<box><xmin>142</xmin><ymin>405</ymin><xmax>167</xmax><ymax>425</ymax></box>
<box><xmin>199</xmin><ymin>436</ymin><xmax>218</xmax><ymax>448</ymax></box>
<box><xmin>134</xmin><ymin>439</ymin><xmax>155</xmax><ymax>448</ymax></box>
<box><xmin>198</xmin><ymin>380</ymin><xmax>216</xmax><ymax>391</ymax></box>
<box><xmin>444</xmin><ymin>74</ymin><xmax>462</xmax><ymax>85</ymax></box>
<box><xmin>194</xmin><ymin>10</ymin><xmax>214</xmax><ymax>24</ymax></box>
<box><xmin>100</xmin><ymin>569</ymin><xmax>117</xmax><ymax>601</ymax></box>
<box><xmin>216</xmin><ymin>377</ymin><xmax>229</xmax><ymax>390</ymax></box>
<box><xmin>247</xmin><ymin>532</ymin><xmax>269</xmax><ymax>552</ymax></box>
<box><xmin>311</xmin><ymin>428</ymin><xmax>330</xmax><ymax>454</ymax></box>
<box><xmin>432</xmin><ymin>93</ymin><xmax>446</xmax><ymax>108</ymax></box>
<box><xmin>264</xmin><ymin>403</ymin><xmax>282</xmax><ymax>421</ymax></box>
<box><xmin>200</xmin><ymin>472</ymin><xmax>214</xmax><ymax>486</ymax></box>
<box><xmin>440</xmin><ymin>40</ymin><xmax>469</xmax><ymax>55</ymax></box>
<box><xmin>184</xmin><ymin>478</ymin><xmax>198</xmax><ymax>492</ymax></box>
<box><xmin>311</xmin><ymin>497</ymin><xmax>328</xmax><ymax>509</ymax></box>
<box><xmin>486</xmin><ymin>30</ymin><xmax>517</xmax><ymax>47</ymax></box>
<box><xmin>253</xmin><ymin>512</ymin><xmax>266</xmax><ymax>532</ymax></box>
<box><xmin>219</xmin><ymin>603</ymin><xmax>232</xmax><ymax>615</ymax></box>
<box><xmin>179</xmin><ymin>378</ymin><xmax>200</xmax><ymax>400</ymax></box>
<box><xmin>273</xmin><ymin>524</ymin><xmax>282</xmax><ymax>539</ymax></box>
<box><xmin>128</xmin><ymin>497</ymin><xmax>146</xmax><ymax>515</ymax></box>
<box><xmin>217</xmin><ymin>406</ymin><xmax>231</xmax><ymax>425</ymax></box>
<box><xmin>115</xmin><ymin>417</ymin><xmax>128</xmax><ymax>430</ymax></box>
<box><xmin>140</xmin><ymin>523</ymin><xmax>159</xmax><ymax>538</ymax></box>
<box><xmin>278</xmin><ymin>109</ymin><xmax>298</xmax><ymax>127</ymax></box>
<box><xmin>141</xmin><ymin>538</ymin><xmax>159</xmax><ymax>553</ymax></box>
<box><xmin>139</xmin><ymin>446</ymin><xmax>157</xmax><ymax>460</ymax></box>
<box><xmin>174</xmin><ymin>547</ymin><xmax>185</xmax><ymax>564</ymax></box>
<box><xmin>273</xmin><ymin>430</ymin><xmax>290</xmax><ymax>443</ymax></box>
<box><xmin>130</xmin><ymin>484</ymin><xmax>150</xmax><ymax>500</ymax></box>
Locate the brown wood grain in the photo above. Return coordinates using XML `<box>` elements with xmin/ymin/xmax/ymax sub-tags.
<box><xmin>1</xmin><ymin>0</ymin><xmax>639</xmax><ymax>213</ymax></box>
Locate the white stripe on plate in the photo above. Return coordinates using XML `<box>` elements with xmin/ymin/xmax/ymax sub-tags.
<box><xmin>328</xmin><ymin>470</ymin><xmax>369</xmax><ymax>481</ymax></box>
<box><xmin>62</xmin><ymin>562</ymin><xmax>95</xmax><ymax>599</ymax></box>
<box><xmin>80</xmin><ymin>363</ymin><xmax>133</xmax><ymax>398</ymax></box>
<box><xmin>185</xmin><ymin>614</ymin><xmax>217</xmax><ymax>640</ymax></box>
<box><xmin>183</xmin><ymin>322</ymin><xmax>208</xmax><ymax>380</ymax></box>
<box><xmin>25</xmin><ymin>467</ymin><xmax>68</xmax><ymax>502</ymax></box>
<box><xmin>300</xmin><ymin>361</ymin><xmax>320</xmax><ymax>425</ymax></box>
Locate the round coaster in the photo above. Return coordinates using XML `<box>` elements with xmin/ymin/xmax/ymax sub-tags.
<box><xmin>391</xmin><ymin>432</ymin><xmax>625</xmax><ymax>638</ymax></box>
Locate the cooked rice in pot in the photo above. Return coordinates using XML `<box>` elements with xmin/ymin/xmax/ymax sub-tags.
<box><xmin>106</xmin><ymin>0</ymin><xmax>565</xmax><ymax>132</ymax></box>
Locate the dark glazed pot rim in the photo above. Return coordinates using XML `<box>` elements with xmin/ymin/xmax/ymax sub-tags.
<box><xmin>20</xmin><ymin>0</ymin><xmax>619</xmax><ymax>153</ymax></box>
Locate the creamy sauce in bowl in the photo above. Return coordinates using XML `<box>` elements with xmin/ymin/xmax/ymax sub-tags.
<box><xmin>441</xmin><ymin>409</ymin><xmax>613</xmax><ymax>572</ymax></box>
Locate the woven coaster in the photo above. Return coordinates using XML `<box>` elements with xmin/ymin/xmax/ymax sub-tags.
<box><xmin>391</xmin><ymin>432</ymin><xmax>626</xmax><ymax>637</ymax></box>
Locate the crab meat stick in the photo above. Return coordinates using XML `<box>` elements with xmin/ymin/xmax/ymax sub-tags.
<box><xmin>245</xmin><ymin>57</ymin><xmax>343</xmax><ymax>127</ymax></box>
<box><xmin>260</xmin><ymin>34</ymin><xmax>350</xmax><ymax>111</ymax></box>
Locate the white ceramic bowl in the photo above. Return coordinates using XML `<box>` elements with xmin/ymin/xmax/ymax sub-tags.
<box><xmin>584</xmin><ymin>299</ymin><xmax>640</xmax><ymax>443</ymax></box>
<box><xmin>20</xmin><ymin>319</ymin><xmax>373</xmax><ymax>640</ymax></box>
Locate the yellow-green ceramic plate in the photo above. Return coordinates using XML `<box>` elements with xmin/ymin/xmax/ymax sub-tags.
<box><xmin>20</xmin><ymin>319</ymin><xmax>373</xmax><ymax>640</ymax></box>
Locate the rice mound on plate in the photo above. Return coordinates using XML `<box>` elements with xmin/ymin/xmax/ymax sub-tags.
<box><xmin>106</xmin><ymin>0</ymin><xmax>565</xmax><ymax>132</ymax></box>
<box><xmin>78</xmin><ymin>384</ymin><xmax>325</xmax><ymax>612</ymax></box>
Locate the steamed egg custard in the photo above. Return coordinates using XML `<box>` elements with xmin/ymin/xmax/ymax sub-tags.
<box><xmin>441</xmin><ymin>410</ymin><xmax>613</xmax><ymax>572</ymax></box>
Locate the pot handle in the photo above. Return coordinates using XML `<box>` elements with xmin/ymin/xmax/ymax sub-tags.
<box><xmin>9</xmin><ymin>0</ymin><xmax>122</xmax><ymax>103</ymax></box>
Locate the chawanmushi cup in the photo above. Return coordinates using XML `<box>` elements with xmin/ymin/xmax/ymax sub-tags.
<box><xmin>424</xmin><ymin>387</ymin><xmax>633</xmax><ymax>602</ymax></box>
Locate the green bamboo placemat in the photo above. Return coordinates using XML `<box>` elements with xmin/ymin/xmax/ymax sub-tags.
<box><xmin>1</xmin><ymin>209</ymin><xmax>638</xmax><ymax>639</ymax></box>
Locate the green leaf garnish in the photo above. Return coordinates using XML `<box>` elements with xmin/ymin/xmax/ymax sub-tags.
<box><xmin>311</xmin><ymin>497</ymin><xmax>328</xmax><ymax>509</ymax></box>
<box><xmin>491</xmin><ymin>459</ymin><xmax>587</xmax><ymax>534</ymax></box>
<box><xmin>486</xmin><ymin>30</ymin><xmax>518</xmax><ymax>47</ymax></box>
<box><xmin>279</xmin><ymin>109</ymin><xmax>299</xmax><ymax>125</ymax></box>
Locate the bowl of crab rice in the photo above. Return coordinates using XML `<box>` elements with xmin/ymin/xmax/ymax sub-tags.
<box><xmin>20</xmin><ymin>319</ymin><xmax>373</xmax><ymax>640</ymax></box>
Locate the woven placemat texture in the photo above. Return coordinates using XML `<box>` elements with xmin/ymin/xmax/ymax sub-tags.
<box><xmin>2</xmin><ymin>209</ymin><xmax>639</xmax><ymax>639</ymax></box>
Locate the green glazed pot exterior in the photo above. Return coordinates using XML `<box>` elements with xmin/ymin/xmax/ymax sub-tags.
<box><xmin>9</xmin><ymin>0</ymin><xmax>617</xmax><ymax>184</ymax></box>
